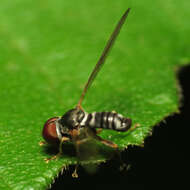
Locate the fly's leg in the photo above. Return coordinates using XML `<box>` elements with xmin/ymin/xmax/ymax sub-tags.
<box><xmin>39</xmin><ymin>141</ymin><xmax>47</xmax><ymax>146</ymax></box>
<box><xmin>96</xmin><ymin>135</ymin><xmax>126</xmax><ymax>170</ymax></box>
<box><xmin>92</xmin><ymin>132</ymin><xmax>128</xmax><ymax>170</ymax></box>
<box><xmin>91</xmin><ymin>130</ymin><xmax>118</xmax><ymax>148</ymax></box>
<box><xmin>72</xmin><ymin>167</ymin><xmax>79</xmax><ymax>178</ymax></box>
<box><xmin>72</xmin><ymin>164</ymin><xmax>79</xmax><ymax>178</ymax></box>
<box><xmin>72</xmin><ymin>138</ymin><xmax>90</xmax><ymax>178</ymax></box>
<box><xmin>44</xmin><ymin>155</ymin><xmax>58</xmax><ymax>163</ymax></box>
<box><xmin>44</xmin><ymin>137</ymin><xmax>70</xmax><ymax>163</ymax></box>
<box><xmin>85</xmin><ymin>126</ymin><xmax>117</xmax><ymax>148</ymax></box>
<box><xmin>128</xmin><ymin>123</ymin><xmax>141</xmax><ymax>132</ymax></box>
<box><xmin>72</xmin><ymin>127</ymin><xmax>104</xmax><ymax>177</ymax></box>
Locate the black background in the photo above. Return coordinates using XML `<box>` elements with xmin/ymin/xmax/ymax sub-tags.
<box><xmin>51</xmin><ymin>65</ymin><xmax>189</xmax><ymax>190</ymax></box>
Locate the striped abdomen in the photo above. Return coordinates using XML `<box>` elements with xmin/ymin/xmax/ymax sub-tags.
<box><xmin>83</xmin><ymin>112</ymin><xmax>132</xmax><ymax>132</ymax></box>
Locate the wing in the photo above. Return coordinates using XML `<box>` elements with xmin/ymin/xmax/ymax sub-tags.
<box><xmin>77</xmin><ymin>8</ymin><xmax>131</xmax><ymax>109</ymax></box>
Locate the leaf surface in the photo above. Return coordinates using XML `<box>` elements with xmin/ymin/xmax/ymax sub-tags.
<box><xmin>0</xmin><ymin>0</ymin><xmax>189</xmax><ymax>189</ymax></box>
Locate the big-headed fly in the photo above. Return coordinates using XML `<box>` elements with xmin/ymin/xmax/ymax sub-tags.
<box><xmin>42</xmin><ymin>8</ymin><xmax>136</xmax><ymax>177</ymax></box>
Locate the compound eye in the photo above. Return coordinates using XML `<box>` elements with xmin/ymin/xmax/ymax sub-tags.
<box><xmin>42</xmin><ymin>117</ymin><xmax>60</xmax><ymax>145</ymax></box>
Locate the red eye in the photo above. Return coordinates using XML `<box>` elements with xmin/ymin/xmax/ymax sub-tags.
<box><xmin>42</xmin><ymin>117</ymin><xmax>60</xmax><ymax>145</ymax></box>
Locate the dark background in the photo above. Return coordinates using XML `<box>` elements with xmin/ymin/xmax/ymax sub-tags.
<box><xmin>51</xmin><ymin>65</ymin><xmax>189</xmax><ymax>190</ymax></box>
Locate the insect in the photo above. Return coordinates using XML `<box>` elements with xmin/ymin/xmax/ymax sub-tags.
<box><xmin>42</xmin><ymin>8</ymin><xmax>135</xmax><ymax>177</ymax></box>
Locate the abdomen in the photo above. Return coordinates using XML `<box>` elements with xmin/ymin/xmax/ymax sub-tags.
<box><xmin>83</xmin><ymin>112</ymin><xmax>132</xmax><ymax>132</ymax></box>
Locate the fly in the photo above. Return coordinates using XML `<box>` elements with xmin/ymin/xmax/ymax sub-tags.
<box><xmin>41</xmin><ymin>8</ymin><xmax>136</xmax><ymax>177</ymax></box>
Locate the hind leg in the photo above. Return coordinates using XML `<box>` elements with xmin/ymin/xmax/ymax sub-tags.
<box><xmin>94</xmin><ymin>134</ymin><xmax>118</xmax><ymax>149</ymax></box>
<box><xmin>92</xmin><ymin>132</ymin><xmax>128</xmax><ymax>170</ymax></box>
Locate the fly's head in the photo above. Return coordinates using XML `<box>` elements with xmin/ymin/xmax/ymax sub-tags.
<box><xmin>42</xmin><ymin>116</ymin><xmax>71</xmax><ymax>146</ymax></box>
<box><xmin>42</xmin><ymin>108</ymin><xmax>85</xmax><ymax>145</ymax></box>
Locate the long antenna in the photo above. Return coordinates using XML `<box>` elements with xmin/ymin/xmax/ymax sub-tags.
<box><xmin>77</xmin><ymin>8</ymin><xmax>131</xmax><ymax>109</ymax></box>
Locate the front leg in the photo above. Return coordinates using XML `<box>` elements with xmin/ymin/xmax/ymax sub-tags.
<box><xmin>85</xmin><ymin>126</ymin><xmax>118</xmax><ymax>148</ymax></box>
<box><xmin>44</xmin><ymin>136</ymin><xmax>70</xmax><ymax>163</ymax></box>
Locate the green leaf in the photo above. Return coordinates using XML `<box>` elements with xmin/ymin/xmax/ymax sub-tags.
<box><xmin>0</xmin><ymin>0</ymin><xmax>189</xmax><ymax>189</ymax></box>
